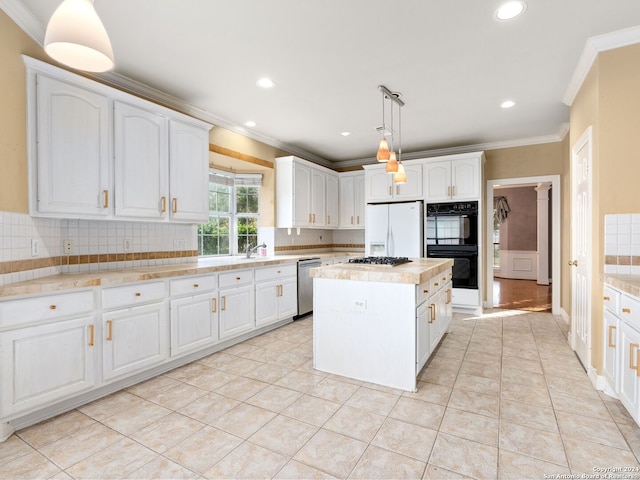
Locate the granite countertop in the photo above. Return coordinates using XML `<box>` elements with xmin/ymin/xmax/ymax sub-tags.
<box><xmin>604</xmin><ymin>274</ymin><xmax>640</xmax><ymax>298</ymax></box>
<box><xmin>310</xmin><ymin>258</ymin><xmax>454</xmax><ymax>285</ymax></box>
<box><xmin>0</xmin><ymin>252</ymin><xmax>362</xmax><ymax>299</ymax></box>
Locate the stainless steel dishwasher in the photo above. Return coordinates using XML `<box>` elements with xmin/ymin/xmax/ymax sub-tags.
<box><xmin>296</xmin><ymin>258</ymin><xmax>321</xmax><ymax>319</ymax></box>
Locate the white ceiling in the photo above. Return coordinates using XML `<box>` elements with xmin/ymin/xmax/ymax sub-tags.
<box><xmin>6</xmin><ymin>1</ymin><xmax>640</xmax><ymax>166</ymax></box>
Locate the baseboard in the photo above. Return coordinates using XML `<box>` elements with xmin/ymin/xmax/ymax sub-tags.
<box><xmin>560</xmin><ymin>307</ymin><xmax>570</xmax><ymax>324</ymax></box>
<box><xmin>589</xmin><ymin>368</ymin><xmax>605</xmax><ymax>391</ymax></box>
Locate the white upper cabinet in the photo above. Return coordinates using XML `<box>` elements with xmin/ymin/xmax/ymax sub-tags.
<box><xmin>35</xmin><ymin>75</ymin><xmax>111</xmax><ymax>217</ymax></box>
<box><xmin>423</xmin><ymin>153</ymin><xmax>483</xmax><ymax>202</ymax></box>
<box><xmin>168</xmin><ymin>120</ymin><xmax>210</xmax><ymax>223</ymax></box>
<box><xmin>339</xmin><ymin>171</ymin><xmax>365</xmax><ymax>229</ymax></box>
<box><xmin>114</xmin><ymin>102</ymin><xmax>168</xmax><ymax>219</ymax></box>
<box><xmin>276</xmin><ymin>156</ymin><xmax>337</xmax><ymax>229</ymax></box>
<box><xmin>363</xmin><ymin>163</ymin><xmax>423</xmax><ymax>203</ymax></box>
<box><xmin>25</xmin><ymin>56</ymin><xmax>211</xmax><ymax>223</ymax></box>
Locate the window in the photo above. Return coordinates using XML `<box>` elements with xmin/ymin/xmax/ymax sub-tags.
<box><xmin>198</xmin><ymin>171</ymin><xmax>261</xmax><ymax>256</ymax></box>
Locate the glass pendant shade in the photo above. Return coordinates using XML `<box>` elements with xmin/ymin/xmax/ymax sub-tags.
<box><xmin>394</xmin><ymin>162</ymin><xmax>407</xmax><ymax>184</ymax></box>
<box><xmin>386</xmin><ymin>152</ymin><xmax>398</xmax><ymax>173</ymax></box>
<box><xmin>45</xmin><ymin>0</ymin><xmax>115</xmax><ymax>72</ymax></box>
<box><xmin>376</xmin><ymin>138</ymin><xmax>390</xmax><ymax>162</ymax></box>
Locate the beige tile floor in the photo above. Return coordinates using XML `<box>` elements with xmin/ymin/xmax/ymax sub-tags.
<box><xmin>2</xmin><ymin>309</ymin><xmax>640</xmax><ymax>479</ymax></box>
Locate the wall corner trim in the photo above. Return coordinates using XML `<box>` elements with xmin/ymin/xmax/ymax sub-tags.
<box><xmin>563</xmin><ymin>25</ymin><xmax>640</xmax><ymax>107</ymax></box>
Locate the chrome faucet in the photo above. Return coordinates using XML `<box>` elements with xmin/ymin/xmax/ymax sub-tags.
<box><xmin>246</xmin><ymin>243</ymin><xmax>266</xmax><ymax>258</ymax></box>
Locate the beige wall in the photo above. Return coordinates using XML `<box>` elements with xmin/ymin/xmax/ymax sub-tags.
<box><xmin>569</xmin><ymin>43</ymin><xmax>640</xmax><ymax>373</ymax></box>
<box><xmin>0</xmin><ymin>10</ymin><xmax>52</xmax><ymax>213</ymax></box>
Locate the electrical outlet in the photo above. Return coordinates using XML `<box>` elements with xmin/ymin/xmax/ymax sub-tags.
<box><xmin>31</xmin><ymin>238</ymin><xmax>39</xmax><ymax>257</ymax></box>
<box><xmin>353</xmin><ymin>300</ymin><xmax>367</xmax><ymax>311</ymax></box>
<box><xmin>124</xmin><ymin>239</ymin><xmax>131</xmax><ymax>252</ymax></box>
<box><xmin>63</xmin><ymin>239</ymin><xmax>75</xmax><ymax>255</ymax></box>
<box><xmin>173</xmin><ymin>239</ymin><xmax>186</xmax><ymax>249</ymax></box>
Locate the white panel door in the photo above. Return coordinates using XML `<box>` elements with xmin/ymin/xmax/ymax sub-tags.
<box><xmin>451</xmin><ymin>158</ymin><xmax>480</xmax><ymax>200</ymax></box>
<box><xmin>36</xmin><ymin>75</ymin><xmax>110</xmax><ymax>217</ymax></box>
<box><xmin>103</xmin><ymin>303</ymin><xmax>168</xmax><ymax>381</ymax></box>
<box><xmin>366</xmin><ymin>168</ymin><xmax>393</xmax><ymax>203</ymax></box>
<box><xmin>354</xmin><ymin>173</ymin><xmax>366</xmax><ymax>228</ymax></box>
<box><xmin>0</xmin><ymin>317</ymin><xmax>95</xmax><ymax>416</ymax></box>
<box><xmin>339</xmin><ymin>175</ymin><xmax>355</xmax><ymax>228</ymax></box>
<box><xmin>168</xmin><ymin>119</ymin><xmax>209</xmax><ymax>222</ymax></box>
<box><xmin>424</xmin><ymin>161</ymin><xmax>451</xmax><ymax>203</ymax></box>
<box><xmin>170</xmin><ymin>293</ymin><xmax>218</xmax><ymax>358</ymax></box>
<box><xmin>219</xmin><ymin>285</ymin><xmax>254</xmax><ymax>340</ymax></box>
<box><xmin>114</xmin><ymin>101</ymin><xmax>168</xmax><ymax>219</ymax></box>
<box><xmin>310</xmin><ymin>169</ymin><xmax>326</xmax><ymax>227</ymax></box>
<box><xmin>326</xmin><ymin>173</ymin><xmax>339</xmax><ymax>228</ymax></box>
<box><xmin>571</xmin><ymin>127</ymin><xmax>592</xmax><ymax>369</ymax></box>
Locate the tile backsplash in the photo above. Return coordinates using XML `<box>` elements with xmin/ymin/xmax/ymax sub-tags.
<box><xmin>604</xmin><ymin>214</ymin><xmax>640</xmax><ymax>275</ymax></box>
<box><xmin>0</xmin><ymin>211</ymin><xmax>197</xmax><ymax>287</ymax></box>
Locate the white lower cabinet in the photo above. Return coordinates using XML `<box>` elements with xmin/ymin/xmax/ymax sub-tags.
<box><xmin>102</xmin><ymin>302</ymin><xmax>169</xmax><ymax>381</ymax></box>
<box><xmin>0</xmin><ymin>316</ymin><xmax>96</xmax><ymax>417</ymax></box>
<box><xmin>603</xmin><ymin>309</ymin><xmax>619</xmax><ymax>393</ymax></box>
<box><xmin>219</xmin><ymin>285</ymin><xmax>254</xmax><ymax>340</ymax></box>
<box><xmin>416</xmin><ymin>302</ymin><xmax>431</xmax><ymax>373</ymax></box>
<box><xmin>255</xmin><ymin>264</ymin><xmax>297</xmax><ymax>328</ymax></box>
<box><xmin>170</xmin><ymin>293</ymin><xmax>218</xmax><ymax>358</ymax></box>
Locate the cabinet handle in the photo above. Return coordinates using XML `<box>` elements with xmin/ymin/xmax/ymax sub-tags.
<box><xmin>135</xmin><ymin>292</ymin><xmax>141</xmax><ymax>297</ymax></box>
<box><xmin>447</xmin><ymin>186</ymin><xmax>451</xmax><ymax>197</ymax></box>
<box><xmin>351</xmin><ymin>215</ymin><xmax>354</xmax><ymax>225</ymax></box>
<box><xmin>630</xmin><ymin>343</ymin><xmax>638</xmax><ymax>370</ymax></box>
<box><xmin>49</xmin><ymin>305</ymin><xmax>57</xmax><ymax>310</ymax></box>
<box><xmin>446</xmin><ymin>289</ymin><xmax>452</xmax><ymax>304</ymax></box>
<box><xmin>623</xmin><ymin>308</ymin><xmax>631</xmax><ymax>314</ymax></box>
<box><xmin>434</xmin><ymin>282</ymin><xmax>439</xmax><ymax>287</ymax></box>
<box><xmin>388</xmin><ymin>185</ymin><xmax>392</xmax><ymax>196</ymax></box>
<box><xmin>222</xmin><ymin>296</ymin><xmax>226</xmax><ymax>311</ymax></box>
<box><xmin>442</xmin><ymin>276</ymin><xmax>446</xmax><ymax>281</ymax></box>
<box><xmin>604</xmin><ymin>296</ymin><xmax>611</xmax><ymax>301</ymax></box>
<box><xmin>357</xmin><ymin>215</ymin><xmax>360</xmax><ymax>224</ymax></box>
<box><xmin>106</xmin><ymin>320</ymin><xmax>113</xmax><ymax>341</ymax></box>
<box><xmin>278</xmin><ymin>285</ymin><xmax>283</xmax><ymax>297</ymax></box>
<box><xmin>161</xmin><ymin>196</ymin><xmax>167</xmax><ymax>213</ymax></box>
<box><xmin>452</xmin><ymin>186</ymin><xmax>456</xmax><ymax>196</ymax></box>
<box><xmin>172</xmin><ymin>198</ymin><xmax>178</xmax><ymax>213</ymax></box>
<box><xmin>193</xmin><ymin>284</ymin><xmax>199</xmax><ymax>288</ymax></box>
<box><xmin>212</xmin><ymin>297</ymin><xmax>217</xmax><ymax>313</ymax></box>
<box><xmin>236</xmin><ymin>276</ymin><xmax>241</xmax><ymax>281</ymax></box>
<box><xmin>313</xmin><ymin>213</ymin><xmax>316</xmax><ymax>224</ymax></box>
<box><xmin>309</xmin><ymin>213</ymin><xmax>312</xmax><ymax>223</ymax></box>
<box><xmin>103</xmin><ymin>189</ymin><xmax>109</xmax><ymax>208</ymax></box>
<box><xmin>608</xmin><ymin>325</ymin><xmax>616</xmax><ymax>348</ymax></box>
<box><xmin>429</xmin><ymin>304</ymin><xmax>436</xmax><ymax>323</ymax></box>
<box><xmin>423</xmin><ymin>289</ymin><xmax>429</xmax><ymax>294</ymax></box>
<box><xmin>327</xmin><ymin>215</ymin><xmax>330</xmax><ymax>224</ymax></box>
<box><xmin>88</xmin><ymin>325</ymin><xmax>94</xmax><ymax>347</ymax></box>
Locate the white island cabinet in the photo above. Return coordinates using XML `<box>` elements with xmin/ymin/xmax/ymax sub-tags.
<box><xmin>312</xmin><ymin>258</ymin><xmax>453</xmax><ymax>391</ymax></box>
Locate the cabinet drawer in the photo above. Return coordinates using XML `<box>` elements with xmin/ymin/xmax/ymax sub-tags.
<box><xmin>429</xmin><ymin>272</ymin><xmax>448</xmax><ymax>293</ymax></box>
<box><xmin>102</xmin><ymin>281</ymin><xmax>166</xmax><ymax>310</ymax></box>
<box><xmin>417</xmin><ymin>280</ymin><xmax>431</xmax><ymax>306</ymax></box>
<box><xmin>604</xmin><ymin>285</ymin><xmax>621</xmax><ymax>314</ymax></box>
<box><xmin>219</xmin><ymin>269</ymin><xmax>253</xmax><ymax>288</ymax></box>
<box><xmin>170</xmin><ymin>275</ymin><xmax>217</xmax><ymax>297</ymax></box>
<box><xmin>255</xmin><ymin>264</ymin><xmax>296</xmax><ymax>282</ymax></box>
<box><xmin>0</xmin><ymin>290</ymin><xmax>95</xmax><ymax>329</ymax></box>
<box><xmin>620</xmin><ymin>293</ymin><xmax>640</xmax><ymax>321</ymax></box>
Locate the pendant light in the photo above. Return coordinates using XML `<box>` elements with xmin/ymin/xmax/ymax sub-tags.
<box><xmin>386</xmin><ymin>101</ymin><xmax>398</xmax><ymax>173</ymax></box>
<box><xmin>44</xmin><ymin>0</ymin><xmax>115</xmax><ymax>72</ymax></box>
<box><xmin>393</xmin><ymin>92</ymin><xmax>406</xmax><ymax>184</ymax></box>
<box><xmin>376</xmin><ymin>89</ymin><xmax>390</xmax><ymax>162</ymax></box>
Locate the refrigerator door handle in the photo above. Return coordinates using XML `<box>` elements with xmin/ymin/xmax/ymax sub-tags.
<box><xmin>388</xmin><ymin>227</ymin><xmax>394</xmax><ymax>256</ymax></box>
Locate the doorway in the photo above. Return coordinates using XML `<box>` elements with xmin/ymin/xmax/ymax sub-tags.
<box><xmin>485</xmin><ymin>175</ymin><xmax>561</xmax><ymax>315</ymax></box>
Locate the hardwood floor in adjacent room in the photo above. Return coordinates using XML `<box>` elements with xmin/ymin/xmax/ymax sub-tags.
<box><xmin>493</xmin><ymin>277</ymin><xmax>552</xmax><ymax>312</ymax></box>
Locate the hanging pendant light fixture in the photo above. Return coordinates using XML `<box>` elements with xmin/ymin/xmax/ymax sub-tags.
<box><xmin>386</xmin><ymin>100</ymin><xmax>398</xmax><ymax>173</ymax></box>
<box><xmin>44</xmin><ymin>0</ymin><xmax>115</xmax><ymax>72</ymax></box>
<box><xmin>376</xmin><ymin>85</ymin><xmax>406</xmax><ymax>180</ymax></box>
<box><xmin>392</xmin><ymin>87</ymin><xmax>406</xmax><ymax>184</ymax></box>
<box><xmin>376</xmin><ymin>88</ymin><xmax>390</xmax><ymax>162</ymax></box>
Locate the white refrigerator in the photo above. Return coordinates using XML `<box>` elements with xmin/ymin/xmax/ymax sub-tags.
<box><xmin>365</xmin><ymin>201</ymin><xmax>424</xmax><ymax>257</ymax></box>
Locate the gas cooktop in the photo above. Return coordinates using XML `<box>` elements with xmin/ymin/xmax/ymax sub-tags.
<box><xmin>348</xmin><ymin>256</ymin><xmax>412</xmax><ymax>266</ymax></box>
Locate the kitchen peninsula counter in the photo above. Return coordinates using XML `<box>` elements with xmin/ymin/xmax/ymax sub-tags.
<box><xmin>311</xmin><ymin>258</ymin><xmax>454</xmax><ymax>392</ymax></box>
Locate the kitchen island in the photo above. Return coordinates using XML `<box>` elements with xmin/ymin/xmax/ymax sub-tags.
<box><xmin>311</xmin><ymin>258</ymin><xmax>453</xmax><ymax>391</ymax></box>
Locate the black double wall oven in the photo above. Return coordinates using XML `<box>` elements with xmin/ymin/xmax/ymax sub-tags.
<box><xmin>425</xmin><ymin>201</ymin><xmax>478</xmax><ymax>290</ymax></box>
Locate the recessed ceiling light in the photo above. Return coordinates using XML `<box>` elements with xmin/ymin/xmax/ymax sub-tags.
<box><xmin>495</xmin><ymin>1</ymin><xmax>527</xmax><ymax>20</ymax></box>
<box><xmin>501</xmin><ymin>100</ymin><xmax>516</xmax><ymax>109</ymax></box>
<box><xmin>256</xmin><ymin>77</ymin><xmax>276</xmax><ymax>88</ymax></box>
<box><xmin>340</xmin><ymin>131</ymin><xmax>351</xmax><ymax>137</ymax></box>
<box><xmin>244</xmin><ymin>120</ymin><xmax>257</xmax><ymax>127</ymax></box>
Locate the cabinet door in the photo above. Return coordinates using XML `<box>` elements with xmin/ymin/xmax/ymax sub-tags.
<box><xmin>451</xmin><ymin>158</ymin><xmax>480</xmax><ymax>200</ymax></box>
<box><xmin>416</xmin><ymin>302</ymin><xmax>431</xmax><ymax>374</ymax></box>
<box><xmin>219</xmin><ymin>285</ymin><xmax>254</xmax><ymax>340</ymax></box>
<box><xmin>354</xmin><ymin>173</ymin><xmax>366</xmax><ymax>228</ymax></box>
<box><xmin>103</xmin><ymin>303</ymin><xmax>168</xmax><ymax>381</ymax></box>
<box><xmin>394</xmin><ymin>164</ymin><xmax>423</xmax><ymax>200</ymax></box>
<box><xmin>168</xmin><ymin>119</ymin><xmax>209</xmax><ymax>222</ymax></box>
<box><xmin>293</xmin><ymin>162</ymin><xmax>312</xmax><ymax>227</ymax></box>
<box><xmin>0</xmin><ymin>317</ymin><xmax>95</xmax><ymax>417</ymax></box>
<box><xmin>310</xmin><ymin>169</ymin><xmax>326</xmax><ymax>227</ymax></box>
<box><xmin>255</xmin><ymin>282</ymin><xmax>279</xmax><ymax>327</ymax></box>
<box><xmin>603</xmin><ymin>309</ymin><xmax>619</xmax><ymax>391</ymax></box>
<box><xmin>278</xmin><ymin>276</ymin><xmax>298</xmax><ymax>319</ymax></box>
<box><xmin>619</xmin><ymin>321</ymin><xmax>640</xmax><ymax>420</ymax></box>
<box><xmin>428</xmin><ymin>299</ymin><xmax>440</xmax><ymax>353</ymax></box>
<box><xmin>170</xmin><ymin>293</ymin><xmax>218</xmax><ymax>358</ymax></box>
<box><xmin>36</xmin><ymin>75</ymin><xmax>110</xmax><ymax>217</ymax></box>
<box><xmin>326</xmin><ymin>173</ymin><xmax>339</xmax><ymax>228</ymax></box>
<box><xmin>424</xmin><ymin>161</ymin><xmax>451</xmax><ymax>203</ymax></box>
<box><xmin>366</xmin><ymin>167</ymin><xmax>393</xmax><ymax>203</ymax></box>
<box><xmin>339</xmin><ymin>175</ymin><xmax>355</xmax><ymax>228</ymax></box>
<box><xmin>114</xmin><ymin>102</ymin><xmax>168</xmax><ymax>219</ymax></box>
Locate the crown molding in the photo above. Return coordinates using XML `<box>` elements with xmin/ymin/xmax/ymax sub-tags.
<box><xmin>563</xmin><ymin>25</ymin><xmax>640</xmax><ymax>106</ymax></box>
<box><xmin>0</xmin><ymin>0</ymin><xmax>44</xmax><ymax>43</ymax></box>
<box><xmin>332</xmin><ymin>126</ymin><xmax>569</xmax><ymax>170</ymax></box>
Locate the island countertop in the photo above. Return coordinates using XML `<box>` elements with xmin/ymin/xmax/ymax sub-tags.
<box><xmin>310</xmin><ymin>257</ymin><xmax>453</xmax><ymax>285</ymax></box>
